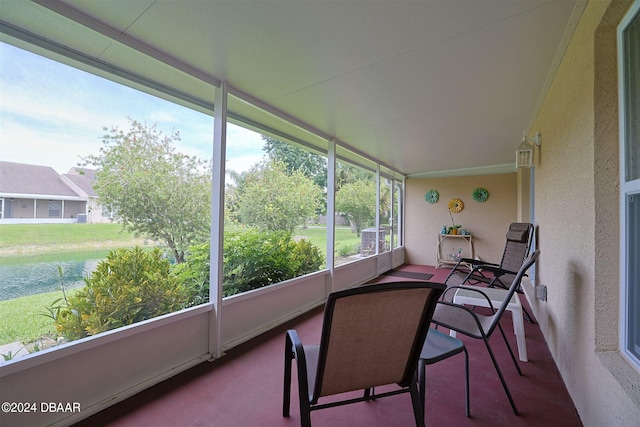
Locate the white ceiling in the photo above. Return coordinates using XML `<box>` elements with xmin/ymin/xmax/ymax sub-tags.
<box><xmin>1</xmin><ymin>0</ymin><xmax>585</xmax><ymax>177</ymax></box>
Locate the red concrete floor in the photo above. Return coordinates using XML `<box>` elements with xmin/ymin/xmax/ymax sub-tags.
<box><xmin>74</xmin><ymin>265</ymin><xmax>582</xmax><ymax>427</ymax></box>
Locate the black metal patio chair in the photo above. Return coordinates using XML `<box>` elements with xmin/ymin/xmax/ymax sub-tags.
<box><xmin>283</xmin><ymin>281</ymin><xmax>446</xmax><ymax>427</ymax></box>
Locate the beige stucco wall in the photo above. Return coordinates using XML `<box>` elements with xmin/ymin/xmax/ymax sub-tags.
<box><xmin>524</xmin><ymin>0</ymin><xmax>639</xmax><ymax>425</ymax></box>
<box><xmin>405</xmin><ymin>173</ymin><xmax>517</xmax><ymax>266</ymax></box>
<box><xmin>87</xmin><ymin>198</ymin><xmax>114</xmax><ymax>224</ymax></box>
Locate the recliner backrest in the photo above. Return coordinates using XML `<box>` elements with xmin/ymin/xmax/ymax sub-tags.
<box><xmin>499</xmin><ymin>222</ymin><xmax>534</xmax><ymax>279</ymax></box>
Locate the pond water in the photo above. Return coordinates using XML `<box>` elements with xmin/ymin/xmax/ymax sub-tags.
<box><xmin>0</xmin><ymin>250</ymin><xmax>108</xmax><ymax>301</ymax></box>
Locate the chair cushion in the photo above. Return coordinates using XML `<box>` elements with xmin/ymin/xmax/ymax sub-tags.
<box><xmin>505</xmin><ymin>223</ymin><xmax>530</xmax><ymax>242</ymax></box>
<box><xmin>421</xmin><ymin>328</ymin><xmax>464</xmax><ymax>363</ymax></box>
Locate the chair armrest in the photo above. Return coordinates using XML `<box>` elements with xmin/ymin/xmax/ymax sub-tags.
<box><xmin>285</xmin><ymin>330</ymin><xmax>310</xmax><ymax>399</ymax></box>
<box><xmin>286</xmin><ymin>329</ymin><xmax>304</xmax><ymax>352</ymax></box>
<box><xmin>441</xmin><ymin>285</ymin><xmax>497</xmax><ymax>311</ymax></box>
<box><xmin>432</xmin><ymin>300</ymin><xmax>487</xmax><ymax>338</ymax></box>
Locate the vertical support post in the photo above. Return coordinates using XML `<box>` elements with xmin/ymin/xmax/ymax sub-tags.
<box><xmin>390</xmin><ymin>175</ymin><xmax>396</xmax><ymax>264</ymax></box>
<box><xmin>375</xmin><ymin>164</ymin><xmax>381</xmax><ymax>259</ymax></box>
<box><xmin>326</xmin><ymin>139</ymin><xmax>336</xmax><ymax>295</ymax></box>
<box><xmin>402</xmin><ymin>178</ymin><xmax>407</xmax><ymax>247</ymax></box>
<box><xmin>209</xmin><ymin>81</ymin><xmax>228</xmax><ymax>359</ymax></box>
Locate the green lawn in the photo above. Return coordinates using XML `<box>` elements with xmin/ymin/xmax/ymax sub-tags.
<box><xmin>0</xmin><ymin>223</ymin><xmax>135</xmax><ymax>248</ymax></box>
<box><xmin>0</xmin><ymin>290</ymin><xmax>66</xmax><ymax>345</ymax></box>
<box><xmin>0</xmin><ymin>223</ymin><xmax>359</xmax><ymax>254</ymax></box>
<box><xmin>294</xmin><ymin>225</ymin><xmax>361</xmax><ymax>259</ymax></box>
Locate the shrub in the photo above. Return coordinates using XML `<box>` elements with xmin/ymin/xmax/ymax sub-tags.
<box><xmin>337</xmin><ymin>242</ymin><xmax>360</xmax><ymax>258</ymax></box>
<box><xmin>177</xmin><ymin>229</ymin><xmax>325</xmax><ymax>299</ymax></box>
<box><xmin>290</xmin><ymin>238</ymin><xmax>325</xmax><ymax>273</ymax></box>
<box><xmin>224</xmin><ymin>229</ymin><xmax>326</xmax><ymax>296</ymax></box>
<box><xmin>223</xmin><ymin>230</ymin><xmax>295</xmax><ymax>296</ymax></box>
<box><xmin>173</xmin><ymin>242</ymin><xmax>210</xmax><ymax>306</ymax></box>
<box><xmin>47</xmin><ymin>233</ymin><xmax>324</xmax><ymax>340</ymax></box>
<box><xmin>51</xmin><ymin>247</ymin><xmax>189</xmax><ymax>340</ymax></box>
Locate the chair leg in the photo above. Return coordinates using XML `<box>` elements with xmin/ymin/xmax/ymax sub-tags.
<box><xmin>364</xmin><ymin>387</ymin><xmax>375</xmax><ymax>400</ymax></box>
<box><xmin>296</xmin><ymin>363</ymin><xmax>312</xmax><ymax>427</ymax></box>
<box><xmin>299</xmin><ymin>401</ymin><xmax>312</xmax><ymax>427</ymax></box>
<box><xmin>497</xmin><ymin>323</ymin><xmax>523</xmax><ymax>375</ymax></box>
<box><xmin>409</xmin><ymin>376</ymin><xmax>426</xmax><ymax>427</ymax></box>
<box><xmin>514</xmin><ymin>287</ymin><xmax>536</xmax><ymax>324</ymax></box>
<box><xmin>522</xmin><ymin>305</ymin><xmax>536</xmax><ymax>324</ymax></box>
<box><xmin>283</xmin><ymin>343</ymin><xmax>292</xmax><ymax>417</ymax></box>
<box><xmin>483</xmin><ymin>337</ymin><xmax>519</xmax><ymax>415</ymax></box>
<box><xmin>418</xmin><ymin>360</ymin><xmax>426</xmax><ymax>412</ymax></box>
<box><xmin>463</xmin><ymin>347</ymin><xmax>470</xmax><ymax>417</ymax></box>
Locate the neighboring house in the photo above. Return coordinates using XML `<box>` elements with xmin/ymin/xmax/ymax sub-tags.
<box><xmin>62</xmin><ymin>167</ymin><xmax>113</xmax><ymax>223</ymax></box>
<box><xmin>0</xmin><ymin>161</ymin><xmax>108</xmax><ymax>224</ymax></box>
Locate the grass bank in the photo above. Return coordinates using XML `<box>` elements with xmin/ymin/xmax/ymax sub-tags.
<box><xmin>0</xmin><ymin>223</ymin><xmax>143</xmax><ymax>256</ymax></box>
<box><xmin>0</xmin><ymin>223</ymin><xmax>360</xmax><ymax>258</ymax></box>
<box><xmin>0</xmin><ymin>290</ymin><xmax>66</xmax><ymax>345</ymax></box>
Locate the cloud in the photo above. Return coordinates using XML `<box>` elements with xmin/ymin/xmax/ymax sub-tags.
<box><xmin>0</xmin><ymin>42</ymin><xmax>265</xmax><ymax>175</ymax></box>
<box><xmin>147</xmin><ymin>111</ymin><xmax>180</xmax><ymax>124</ymax></box>
<box><xmin>226</xmin><ymin>153</ymin><xmax>265</xmax><ymax>175</ymax></box>
<box><xmin>227</xmin><ymin>124</ymin><xmax>265</xmax><ymax>151</ymax></box>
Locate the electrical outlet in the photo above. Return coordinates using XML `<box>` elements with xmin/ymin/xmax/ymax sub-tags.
<box><xmin>536</xmin><ymin>284</ymin><xmax>547</xmax><ymax>301</ymax></box>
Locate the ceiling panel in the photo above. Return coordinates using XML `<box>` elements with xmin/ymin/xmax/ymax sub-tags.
<box><xmin>3</xmin><ymin>0</ymin><xmax>585</xmax><ymax>176</ymax></box>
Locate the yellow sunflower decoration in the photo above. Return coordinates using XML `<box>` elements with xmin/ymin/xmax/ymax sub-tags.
<box><xmin>448</xmin><ymin>198</ymin><xmax>464</xmax><ymax>213</ymax></box>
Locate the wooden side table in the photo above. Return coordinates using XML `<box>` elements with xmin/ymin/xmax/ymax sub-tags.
<box><xmin>436</xmin><ymin>234</ymin><xmax>473</xmax><ymax>268</ymax></box>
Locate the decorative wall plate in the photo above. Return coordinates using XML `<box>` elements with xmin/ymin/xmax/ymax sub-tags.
<box><xmin>424</xmin><ymin>189</ymin><xmax>439</xmax><ymax>204</ymax></box>
<box><xmin>448</xmin><ymin>198</ymin><xmax>464</xmax><ymax>213</ymax></box>
<box><xmin>472</xmin><ymin>187</ymin><xmax>490</xmax><ymax>203</ymax></box>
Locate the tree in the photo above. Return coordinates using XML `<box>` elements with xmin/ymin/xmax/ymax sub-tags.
<box><xmin>83</xmin><ymin>119</ymin><xmax>211</xmax><ymax>263</ymax></box>
<box><xmin>238</xmin><ymin>160</ymin><xmax>322</xmax><ymax>233</ymax></box>
<box><xmin>262</xmin><ymin>136</ymin><xmax>327</xmax><ymax>189</ymax></box>
<box><xmin>335</xmin><ymin>161</ymin><xmax>374</xmax><ymax>190</ymax></box>
<box><xmin>335</xmin><ymin>180</ymin><xmax>377</xmax><ymax>236</ymax></box>
<box><xmin>224</xmin><ymin>169</ymin><xmax>247</xmax><ymax>225</ymax></box>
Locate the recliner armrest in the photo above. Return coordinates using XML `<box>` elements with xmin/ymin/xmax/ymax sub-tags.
<box><xmin>477</xmin><ymin>265</ymin><xmax>519</xmax><ymax>278</ymax></box>
<box><xmin>465</xmin><ymin>259</ymin><xmax>499</xmax><ymax>268</ymax></box>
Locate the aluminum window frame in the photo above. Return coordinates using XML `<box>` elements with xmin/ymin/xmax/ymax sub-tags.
<box><xmin>618</xmin><ymin>0</ymin><xmax>640</xmax><ymax>370</ymax></box>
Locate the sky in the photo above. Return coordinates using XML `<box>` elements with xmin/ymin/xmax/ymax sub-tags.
<box><xmin>0</xmin><ymin>42</ymin><xmax>265</xmax><ymax>175</ymax></box>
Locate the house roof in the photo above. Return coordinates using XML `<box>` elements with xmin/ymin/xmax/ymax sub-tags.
<box><xmin>0</xmin><ymin>161</ymin><xmax>84</xmax><ymax>199</ymax></box>
<box><xmin>63</xmin><ymin>167</ymin><xmax>98</xmax><ymax>197</ymax></box>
